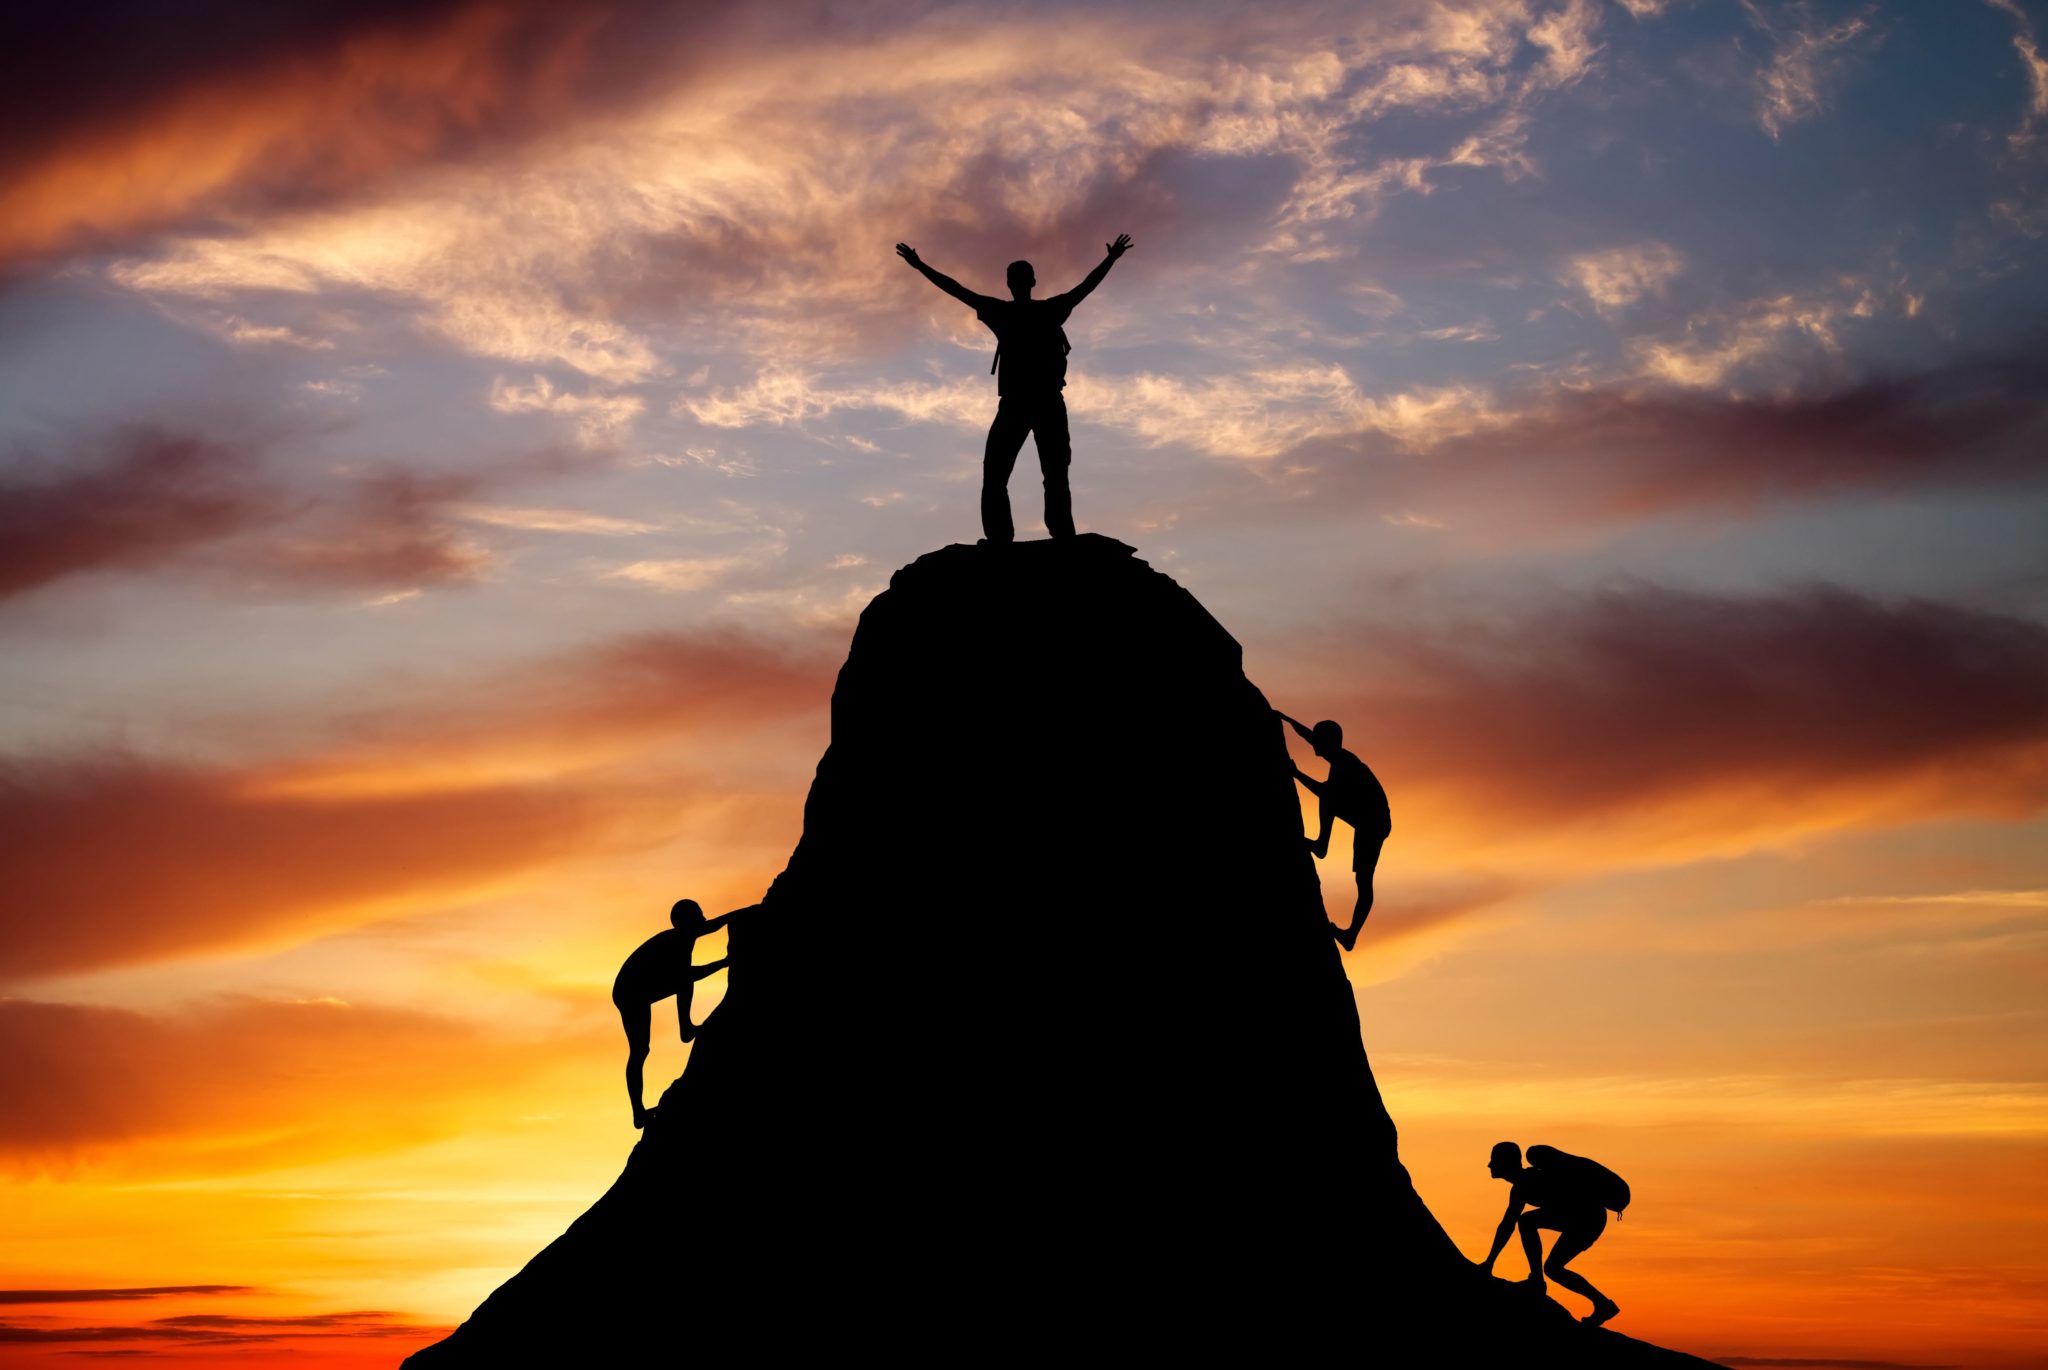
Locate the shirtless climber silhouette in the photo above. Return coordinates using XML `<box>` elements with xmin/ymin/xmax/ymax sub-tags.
<box><xmin>1278</xmin><ymin>712</ymin><xmax>1390</xmax><ymax>951</ymax></box>
<box><xmin>895</xmin><ymin>233</ymin><xmax>1132</xmax><ymax>543</ymax></box>
<box><xmin>1477</xmin><ymin>1140</ymin><xmax>1625</xmax><ymax>1328</ymax></box>
<box><xmin>613</xmin><ymin>898</ymin><xmax>747</xmax><ymax>1130</ymax></box>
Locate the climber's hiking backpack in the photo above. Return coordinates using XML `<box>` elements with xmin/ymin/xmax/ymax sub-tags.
<box><xmin>1526</xmin><ymin>1144</ymin><xmax>1631</xmax><ymax>1220</ymax></box>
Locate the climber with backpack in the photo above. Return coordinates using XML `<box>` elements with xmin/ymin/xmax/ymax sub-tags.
<box><xmin>1476</xmin><ymin>1140</ymin><xmax>1627</xmax><ymax>1327</ymax></box>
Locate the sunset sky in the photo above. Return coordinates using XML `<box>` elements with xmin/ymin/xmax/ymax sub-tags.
<box><xmin>3</xmin><ymin>0</ymin><xmax>2046</xmax><ymax>1364</ymax></box>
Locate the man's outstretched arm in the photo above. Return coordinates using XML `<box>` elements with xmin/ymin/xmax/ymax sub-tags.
<box><xmin>896</xmin><ymin>243</ymin><xmax>988</xmax><ymax>308</ymax></box>
<box><xmin>1060</xmin><ymin>233</ymin><xmax>1132</xmax><ymax>309</ymax></box>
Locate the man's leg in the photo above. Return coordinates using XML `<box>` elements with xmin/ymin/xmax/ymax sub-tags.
<box><xmin>618</xmin><ymin>1000</ymin><xmax>653</xmax><ymax>1129</ymax></box>
<box><xmin>982</xmin><ymin>401</ymin><xmax>1030</xmax><ymax>543</ymax></box>
<box><xmin>1543</xmin><ymin>1212</ymin><xmax>1618</xmax><ymax>1324</ymax></box>
<box><xmin>1336</xmin><ymin>835</ymin><xmax>1385</xmax><ymax>951</ymax></box>
<box><xmin>1032</xmin><ymin>395</ymin><xmax>1075</xmax><ymax>538</ymax></box>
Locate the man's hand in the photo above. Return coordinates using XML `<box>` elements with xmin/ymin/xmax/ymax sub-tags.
<box><xmin>1106</xmin><ymin>233</ymin><xmax>1133</xmax><ymax>259</ymax></box>
<box><xmin>895</xmin><ymin>243</ymin><xmax>922</xmax><ymax>268</ymax></box>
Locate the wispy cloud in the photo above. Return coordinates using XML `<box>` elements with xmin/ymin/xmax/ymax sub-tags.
<box><xmin>1817</xmin><ymin>889</ymin><xmax>2048</xmax><ymax>909</ymax></box>
<box><xmin>603</xmin><ymin>556</ymin><xmax>740</xmax><ymax>591</ymax></box>
<box><xmin>1563</xmin><ymin>241</ymin><xmax>1686</xmax><ymax>312</ymax></box>
<box><xmin>1743</xmin><ymin>1</ymin><xmax>1878</xmax><ymax>140</ymax></box>
<box><xmin>1988</xmin><ymin>0</ymin><xmax>2048</xmax><ymax>147</ymax></box>
<box><xmin>462</xmin><ymin>504</ymin><xmax>660</xmax><ymax>536</ymax></box>
<box><xmin>488</xmin><ymin>375</ymin><xmax>645</xmax><ymax>446</ymax></box>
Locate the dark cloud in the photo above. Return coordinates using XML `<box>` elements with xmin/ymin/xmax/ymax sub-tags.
<box><xmin>1</xmin><ymin>1</ymin><xmax>480</xmax><ymax>176</ymax></box>
<box><xmin>265</xmin><ymin>625</ymin><xmax>837</xmax><ymax>788</ymax></box>
<box><xmin>249</xmin><ymin>470</ymin><xmax>489</xmax><ymax>591</ymax></box>
<box><xmin>0</xmin><ymin>0</ymin><xmax>804</xmax><ymax>267</ymax></box>
<box><xmin>0</xmin><ymin>1289</ymin><xmax>249</xmax><ymax>1306</ymax></box>
<box><xmin>1464</xmin><ymin>348</ymin><xmax>2048</xmax><ymax>521</ymax></box>
<box><xmin>0</xmin><ymin>995</ymin><xmax>541</xmax><ymax>1163</ymax></box>
<box><xmin>0</xmin><ymin>1308</ymin><xmax>421</xmax><ymax>1344</ymax></box>
<box><xmin>156</xmin><ymin>1312</ymin><xmax>406</xmax><ymax>1331</ymax></box>
<box><xmin>0</xmin><ymin>752</ymin><xmax>611</xmax><ymax>980</ymax></box>
<box><xmin>0</xmin><ymin>613</ymin><xmax>829</xmax><ymax>981</ymax></box>
<box><xmin>1286</xmin><ymin>582</ymin><xmax>2048</xmax><ymax>830</ymax></box>
<box><xmin>0</xmin><ymin>430</ymin><xmax>277</xmax><ymax>600</ymax></box>
<box><xmin>0</xmin><ymin>425</ymin><xmax>562</xmax><ymax>602</ymax></box>
<box><xmin>1271</xmin><ymin>345</ymin><xmax>2048</xmax><ymax>531</ymax></box>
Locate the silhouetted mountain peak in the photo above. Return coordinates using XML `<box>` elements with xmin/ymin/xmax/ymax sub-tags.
<box><xmin>407</xmin><ymin>538</ymin><xmax>1722</xmax><ymax>1366</ymax></box>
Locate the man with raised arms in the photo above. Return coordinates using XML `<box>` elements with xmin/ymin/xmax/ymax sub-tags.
<box><xmin>895</xmin><ymin>233</ymin><xmax>1133</xmax><ymax>543</ymax></box>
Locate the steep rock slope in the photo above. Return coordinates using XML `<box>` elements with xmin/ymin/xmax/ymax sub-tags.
<box><xmin>408</xmin><ymin>537</ymin><xmax>1720</xmax><ymax>1364</ymax></box>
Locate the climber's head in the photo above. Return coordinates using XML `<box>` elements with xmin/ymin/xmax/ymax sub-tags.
<box><xmin>1007</xmin><ymin>260</ymin><xmax>1035</xmax><ymax>299</ymax></box>
<box><xmin>1488</xmin><ymin>1141</ymin><xmax>1523</xmax><ymax>1180</ymax></box>
<box><xmin>670</xmin><ymin>898</ymin><xmax>705</xmax><ymax>928</ymax></box>
<box><xmin>1309</xmin><ymin>719</ymin><xmax>1343</xmax><ymax>758</ymax></box>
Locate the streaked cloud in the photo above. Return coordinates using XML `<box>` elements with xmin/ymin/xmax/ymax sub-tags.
<box><xmin>461</xmin><ymin>503</ymin><xmax>659</xmax><ymax>536</ymax></box>
<box><xmin>0</xmin><ymin>753</ymin><xmax>615</xmax><ymax>980</ymax></box>
<box><xmin>0</xmin><ymin>1287</ymin><xmax>251</xmax><ymax>1305</ymax></box>
<box><xmin>1289</xmin><ymin>582</ymin><xmax>2048</xmax><ymax>866</ymax></box>
<box><xmin>0</xmin><ymin>995</ymin><xmax>573</xmax><ymax>1167</ymax></box>
<box><xmin>1817</xmin><ymin>888</ymin><xmax>2048</xmax><ymax>909</ymax></box>
<box><xmin>0</xmin><ymin>429</ymin><xmax>275</xmax><ymax>600</ymax></box>
<box><xmin>252</xmin><ymin>470</ymin><xmax>494</xmax><ymax>591</ymax></box>
<box><xmin>603</xmin><ymin>556</ymin><xmax>740</xmax><ymax>591</ymax></box>
<box><xmin>1425</xmin><ymin>342</ymin><xmax>2048</xmax><ymax>522</ymax></box>
<box><xmin>223</xmin><ymin>626</ymin><xmax>832</xmax><ymax>799</ymax></box>
<box><xmin>96</xmin><ymin>1</ymin><xmax>1629</xmax><ymax>384</ymax></box>
<box><xmin>0</xmin><ymin>1</ymin><xmax>749</xmax><ymax>267</ymax></box>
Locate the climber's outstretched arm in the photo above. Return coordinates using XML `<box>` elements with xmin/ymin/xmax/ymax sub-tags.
<box><xmin>896</xmin><ymin>244</ymin><xmax>990</xmax><ymax>309</ymax></box>
<box><xmin>1291</xmin><ymin>764</ymin><xmax>1325</xmax><ymax>796</ymax></box>
<box><xmin>690</xmin><ymin>957</ymin><xmax>730</xmax><ymax>981</ymax></box>
<box><xmin>1481</xmin><ymin>1190</ymin><xmax>1526</xmax><ymax>1272</ymax></box>
<box><xmin>1061</xmin><ymin>233</ymin><xmax>1132</xmax><ymax>309</ymax></box>
<box><xmin>701</xmin><ymin>904</ymin><xmax>754</xmax><ymax>936</ymax></box>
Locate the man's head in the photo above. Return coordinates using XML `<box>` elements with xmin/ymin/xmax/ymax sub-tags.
<box><xmin>1488</xmin><ymin>1141</ymin><xmax>1523</xmax><ymax>1180</ymax></box>
<box><xmin>1006</xmin><ymin>260</ymin><xmax>1035</xmax><ymax>299</ymax></box>
<box><xmin>670</xmin><ymin>898</ymin><xmax>704</xmax><ymax>928</ymax></box>
<box><xmin>1310</xmin><ymin>719</ymin><xmax>1343</xmax><ymax>758</ymax></box>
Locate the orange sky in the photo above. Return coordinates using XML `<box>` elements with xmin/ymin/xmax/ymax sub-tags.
<box><xmin>4</xmin><ymin>1</ymin><xmax>2048</xmax><ymax>1364</ymax></box>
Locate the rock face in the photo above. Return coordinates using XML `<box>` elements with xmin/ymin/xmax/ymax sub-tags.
<box><xmin>407</xmin><ymin>537</ymin><xmax>1721</xmax><ymax>1365</ymax></box>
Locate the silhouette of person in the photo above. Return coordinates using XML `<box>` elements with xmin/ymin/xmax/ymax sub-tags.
<box><xmin>1278</xmin><ymin>712</ymin><xmax>1389</xmax><ymax>951</ymax></box>
<box><xmin>894</xmin><ymin>234</ymin><xmax>1133</xmax><ymax>543</ymax></box>
<box><xmin>1477</xmin><ymin>1141</ymin><xmax>1621</xmax><ymax>1327</ymax></box>
<box><xmin>612</xmin><ymin>898</ymin><xmax>745</xmax><ymax>1130</ymax></box>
